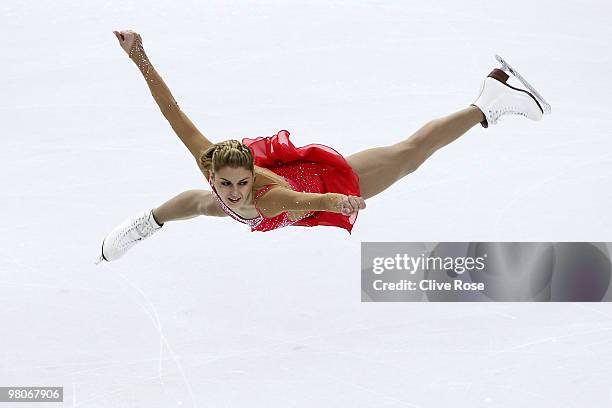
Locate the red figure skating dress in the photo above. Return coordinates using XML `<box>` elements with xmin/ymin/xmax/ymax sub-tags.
<box><xmin>207</xmin><ymin>130</ymin><xmax>361</xmax><ymax>234</ymax></box>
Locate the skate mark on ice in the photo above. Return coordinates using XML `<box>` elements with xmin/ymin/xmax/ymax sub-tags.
<box><xmin>117</xmin><ymin>272</ymin><xmax>197</xmax><ymax>408</ymax></box>
<box><xmin>492</xmin><ymin>151</ymin><xmax>612</xmax><ymax>235</ymax></box>
<box><xmin>303</xmin><ymin>364</ymin><xmax>425</xmax><ymax>408</ymax></box>
<box><xmin>491</xmin><ymin>325</ymin><xmax>612</xmax><ymax>355</ymax></box>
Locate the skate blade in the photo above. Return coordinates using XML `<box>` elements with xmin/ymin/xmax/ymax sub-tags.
<box><xmin>94</xmin><ymin>240</ymin><xmax>107</xmax><ymax>265</ymax></box>
<box><xmin>495</xmin><ymin>54</ymin><xmax>552</xmax><ymax>115</ymax></box>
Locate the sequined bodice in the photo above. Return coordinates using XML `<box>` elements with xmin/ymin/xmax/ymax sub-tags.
<box><xmin>208</xmin><ymin>161</ymin><xmax>327</xmax><ymax>232</ymax></box>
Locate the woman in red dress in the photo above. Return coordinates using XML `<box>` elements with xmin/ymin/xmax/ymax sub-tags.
<box><xmin>96</xmin><ymin>30</ymin><xmax>548</xmax><ymax>263</ymax></box>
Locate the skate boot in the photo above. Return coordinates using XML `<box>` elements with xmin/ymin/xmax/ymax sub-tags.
<box><xmin>471</xmin><ymin>54</ymin><xmax>551</xmax><ymax>128</ymax></box>
<box><xmin>94</xmin><ymin>210</ymin><xmax>163</xmax><ymax>264</ymax></box>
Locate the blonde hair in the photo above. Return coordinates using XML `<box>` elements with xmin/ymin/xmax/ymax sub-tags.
<box><xmin>199</xmin><ymin>140</ymin><xmax>254</xmax><ymax>179</ymax></box>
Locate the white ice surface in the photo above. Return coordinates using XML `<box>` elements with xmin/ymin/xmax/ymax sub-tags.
<box><xmin>2</xmin><ymin>0</ymin><xmax>612</xmax><ymax>407</ymax></box>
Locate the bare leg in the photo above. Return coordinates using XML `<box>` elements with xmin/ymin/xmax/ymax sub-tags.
<box><xmin>346</xmin><ymin>106</ymin><xmax>485</xmax><ymax>200</ymax></box>
<box><xmin>152</xmin><ymin>190</ymin><xmax>209</xmax><ymax>224</ymax></box>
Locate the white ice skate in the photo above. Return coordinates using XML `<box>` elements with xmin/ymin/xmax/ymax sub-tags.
<box><xmin>471</xmin><ymin>54</ymin><xmax>551</xmax><ymax>128</ymax></box>
<box><xmin>94</xmin><ymin>210</ymin><xmax>163</xmax><ymax>264</ymax></box>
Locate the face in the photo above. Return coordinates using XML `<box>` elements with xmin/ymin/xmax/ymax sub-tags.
<box><xmin>211</xmin><ymin>166</ymin><xmax>255</xmax><ymax>207</ymax></box>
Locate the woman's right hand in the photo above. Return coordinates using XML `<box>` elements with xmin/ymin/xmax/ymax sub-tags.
<box><xmin>112</xmin><ymin>29</ymin><xmax>143</xmax><ymax>57</ymax></box>
<box><xmin>339</xmin><ymin>195</ymin><xmax>366</xmax><ymax>218</ymax></box>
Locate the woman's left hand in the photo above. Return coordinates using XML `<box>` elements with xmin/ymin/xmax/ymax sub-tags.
<box><xmin>340</xmin><ymin>195</ymin><xmax>366</xmax><ymax>219</ymax></box>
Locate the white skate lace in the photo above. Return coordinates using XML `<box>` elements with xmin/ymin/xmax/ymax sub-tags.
<box><xmin>489</xmin><ymin>105</ymin><xmax>528</xmax><ymax>124</ymax></box>
<box><xmin>117</xmin><ymin>212</ymin><xmax>159</xmax><ymax>251</ymax></box>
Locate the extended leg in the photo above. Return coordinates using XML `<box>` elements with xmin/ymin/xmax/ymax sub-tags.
<box><xmin>96</xmin><ymin>190</ymin><xmax>212</xmax><ymax>264</ymax></box>
<box><xmin>346</xmin><ymin>106</ymin><xmax>485</xmax><ymax>200</ymax></box>
<box><xmin>152</xmin><ymin>190</ymin><xmax>209</xmax><ymax>224</ymax></box>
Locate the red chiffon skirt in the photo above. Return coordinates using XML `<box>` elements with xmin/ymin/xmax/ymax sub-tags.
<box><xmin>242</xmin><ymin>130</ymin><xmax>361</xmax><ymax>234</ymax></box>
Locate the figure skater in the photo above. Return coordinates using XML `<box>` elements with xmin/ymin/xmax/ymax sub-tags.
<box><xmin>95</xmin><ymin>29</ymin><xmax>551</xmax><ymax>263</ymax></box>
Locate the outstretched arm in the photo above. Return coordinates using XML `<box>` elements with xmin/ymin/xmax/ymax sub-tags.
<box><xmin>255</xmin><ymin>186</ymin><xmax>365</xmax><ymax>218</ymax></box>
<box><xmin>113</xmin><ymin>30</ymin><xmax>213</xmax><ymax>161</ymax></box>
<box><xmin>152</xmin><ymin>189</ymin><xmax>228</xmax><ymax>224</ymax></box>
